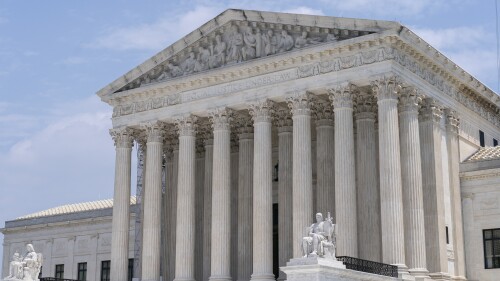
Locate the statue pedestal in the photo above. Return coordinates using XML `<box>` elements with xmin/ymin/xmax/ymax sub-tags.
<box><xmin>281</xmin><ymin>257</ymin><xmax>401</xmax><ymax>281</ymax></box>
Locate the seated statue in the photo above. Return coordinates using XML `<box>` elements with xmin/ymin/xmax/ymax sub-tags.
<box><xmin>3</xmin><ymin>244</ymin><xmax>42</xmax><ymax>281</ymax></box>
<box><xmin>302</xmin><ymin>212</ymin><xmax>336</xmax><ymax>259</ymax></box>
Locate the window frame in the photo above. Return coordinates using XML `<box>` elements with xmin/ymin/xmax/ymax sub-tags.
<box><xmin>483</xmin><ymin>228</ymin><xmax>500</xmax><ymax>269</ymax></box>
<box><xmin>55</xmin><ymin>264</ymin><xmax>64</xmax><ymax>279</ymax></box>
<box><xmin>77</xmin><ymin>262</ymin><xmax>87</xmax><ymax>281</ymax></box>
<box><xmin>480</xmin><ymin>130</ymin><xmax>485</xmax><ymax>147</ymax></box>
<box><xmin>101</xmin><ymin>260</ymin><xmax>111</xmax><ymax>281</ymax></box>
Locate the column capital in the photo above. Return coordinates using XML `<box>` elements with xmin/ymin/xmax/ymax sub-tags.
<box><xmin>354</xmin><ymin>90</ymin><xmax>377</xmax><ymax>120</ymax></box>
<box><xmin>371</xmin><ymin>75</ymin><xmax>403</xmax><ymax>101</ymax></box>
<box><xmin>209</xmin><ymin>107</ymin><xmax>233</xmax><ymax>131</ymax></box>
<box><xmin>312</xmin><ymin>98</ymin><xmax>334</xmax><ymax>123</ymax></box>
<box><xmin>328</xmin><ymin>82</ymin><xmax>357</xmax><ymax>109</ymax></box>
<box><xmin>197</xmin><ymin>119</ymin><xmax>214</xmax><ymax>145</ymax></box>
<box><xmin>419</xmin><ymin>98</ymin><xmax>443</xmax><ymax>123</ymax></box>
<box><xmin>234</xmin><ymin>112</ymin><xmax>254</xmax><ymax>138</ymax></box>
<box><xmin>398</xmin><ymin>87</ymin><xmax>422</xmax><ymax>113</ymax></box>
<box><xmin>445</xmin><ymin>109</ymin><xmax>460</xmax><ymax>134</ymax></box>
<box><xmin>274</xmin><ymin>105</ymin><xmax>293</xmax><ymax>130</ymax></box>
<box><xmin>286</xmin><ymin>91</ymin><xmax>312</xmax><ymax>116</ymax></box>
<box><xmin>141</xmin><ymin>121</ymin><xmax>166</xmax><ymax>143</ymax></box>
<box><xmin>249</xmin><ymin>99</ymin><xmax>275</xmax><ymax>123</ymax></box>
<box><xmin>175</xmin><ymin>115</ymin><xmax>198</xmax><ymax>136</ymax></box>
<box><xmin>110</xmin><ymin>127</ymin><xmax>135</xmax><ymax>148</ymax></box>
<box><xmin>196</xmin><ymin>138</ymin><xmax>205</xmax><ymax>157</ymax></box>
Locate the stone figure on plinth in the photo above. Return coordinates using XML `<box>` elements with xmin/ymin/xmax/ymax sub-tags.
<box><xmin>3</xmin><ymin>244</ymin><xmax>42</xmax><ymax>281</ymax></box>
<box><xmin>302</xmin><ymin>212</ymin><xmax>336</xmax><ymax>259</ymax></box>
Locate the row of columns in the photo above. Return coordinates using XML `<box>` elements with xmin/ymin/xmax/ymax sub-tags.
<box><xmin>110</xmin><ymin>75</ymin><xmax>466</xmax><ymax>281</ymax></box>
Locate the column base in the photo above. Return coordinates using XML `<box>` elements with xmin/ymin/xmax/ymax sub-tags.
<box><xmin>408</xmin><ymin>268</ymin><xmax>431</xmax><ymax>281</ymax></box>
<box><xmin>393</xmin><ymin>264</ymin><xmax>415</xmax><ymax>281</ymax></box>
<box><xmin>209</xmin><ymin>276</ymin><xmax>232</xmax><ymax>281</ymax></box>
<box><xmin>250</xmin><ymin>273</ymin><xmax>276</xmax><ymax>281</ymax></box>
<box><xmin>277</xmin><ymin>270</ymin><xmax>287</xmax><ymax>281</ymax></box>
<box><xmin>450</xmin><ymin>276</ymin><xmax>467</xmax><ymax>281</ymax></box>
<box><xmin>428</xmin><ymin>272</ymin><xmax>451</xmax><ymax>281</ymax></box>
<box><xmin>173</xmin><ymin>278</ymin><xmax>196</xmax><ymax>281</ymax></box>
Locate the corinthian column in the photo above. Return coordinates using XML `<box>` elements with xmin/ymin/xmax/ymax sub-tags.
<box><xmin>287</xmin><ymin>92</ymin><xmax>313</xmax><ymax>258</ymax></box>
<box><xmin>329</xmin><ymin>83</ymin><xmax>357</xmax><ymax>257</ymax></box>
<box><xmin>174</xmin><ymin>116</ymin><xmax>197</xmax><ymax>281</ymax></box>
<box><xmin>274</xmin><ymin>106</ymin><xmax>293</xmax><ymax>281</ymax></box>
<box><xmin>141</xmin><ymin>122</ymin><xmax>165</xmax><ymax>281</ymax></box>
<box><xmin>445</xmin><ymin>109</ymin><xmax>466</xmax><ymax>280</ymax></box>
<box><xmin>209</xmin><ymin>108</ymin><xmax>233</xmax><ymax>281</ymax></box>
<box><xmin>398</xmin><ymin>88</ymin><xmax>429</xmax><ymax>278</ymax></box>
<box><xmin>110</xmin><ymin>127</ymin><xmax>134</xmax><ymax>281</ymax></box>
<box><xmin>371</xmin><ymin>76</ymin><xmax>407</xmax><ymax>271</ymax></box>
<box><xmin>354</xmin><ymin>91</ymin><xmax>381</xmax><ymax>262</ymax></box>
<box><xmin>164</xmin><ymin>134</ymin><xmax>178</xmax><ymax>281</ymax></box>
<box><xmin>236</xmin><ymin>113</ymin><xmax>254</xmax><ymax>281</ymax></box>
<box><xmin>249</xmin><ymin>100</ymin><xmax>275</xmax><ymax>281</ymax></box>
<box><xmin>419</xmin><ymin>98</ymin><xmax>449</xmax><ymax>279</ymax></box>
<box><xmin>312</xmin><ymin>98</ymin><xmax>335</xmax><ymax>218</ymax></box>
<box><xmin>201</xmin><ymin>126</ymin><xmax>214</xmax><ymax>281</ymax></box>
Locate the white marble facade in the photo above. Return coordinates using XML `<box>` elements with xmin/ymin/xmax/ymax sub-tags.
<box><xmin>4</xmin><ymin>8</ymin><xmax>500</xmax><ymax>281</ymax></box>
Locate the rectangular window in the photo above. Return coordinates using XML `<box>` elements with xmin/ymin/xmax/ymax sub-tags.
<box><xmin>78</xmin><ymin>262</ymin><xmax>87</xmax><ymax>281</ymax></box>
<box><xmin>494</xmin><ymin>139</ymin><xmax>498</xmax><ymax>147</ymax></box>
<box><xmin>128</xmin><ymin>258</ymin><xmax>134</xmax><ymax>281</ymax></box>
<box><xmin>101</xmin><ymin>260</ymin><xmax>111</xmax><ymax>281</ymax></box>
<box><xmin>480</xmin><ymin>130</ymin><xmax>485</xmax><ymax>147</ymax></box>
<box><xmin>483</xmin><ymin>228</ymin><xmax>500</xmax><ymax>269</ymax></box>
<box><xmin>55</xmin><ymin>264</ymin><xmax>64</xmax><ymax>279</ymax></box>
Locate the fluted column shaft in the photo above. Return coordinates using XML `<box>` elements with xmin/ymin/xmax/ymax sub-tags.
<box><xmin>288</xmin><ymin>93</ymin><xmax>313</xmax><ymax>258</ymax></box>
<box><xmin>372</xmin><ymin>77</ymin><xmax>406</xmax><ymax>269</ymax></box>
<box><xmin>142</xmin><ymin>123</ymin><xmax>165</xmax><ymax>281</ymax></box>
<box><xmin>330</xmin><ymin>85</ymin><xmax>357</xmax><ymax>257</ymax></box>
<box><xmin>445</xmin><ymin>109</ymin><xmax>466</xmax><ymax>280</ymax></box>
<box><xmin>237</xmin><ymin>120</ymin><xmax>254</xmax><ymax>281</ymax></box>
<box><xmin>249</xmin><ymin>101</ymin><xmax>275</xmax><ymax>281</ymax></box>
<box><xmin>203</xmin><ymin>139</ymin><xmax>214</xmax><ymax>281</ymax></box>
<box><xmin>355</xmin><ymin>96</ymin><xmax>381</xmax><ymax>262</ymax></box>
<box><xmin>110</xmin><ymin>128</ymin><xmax>134</xmax><ymax>281</ymax></box>
<box><xmin>167</xmin><ymin>146</ymin><xmax>179</xmax><ymax>281</ymax></box>
<box><xmin>174</xmin><ymin>116</ymin><xmax>197</xmax><ymax>281</ymax></box>
<box><xmin>275</xmin><ymin>106</ymin><xmax>293</xmax><ymax>281</ymax></box>
<box><xmin>209</xmin><ymin>109</ymin><xmax>232</xmax><ymax>281</ymax></box>
<box><xmin>399</xmin><ymin>90</ymin><xmax>428</xmax><ymax>277</ymax></box>
<box><xmin>419</xmin><ymin>98</ymin><xmax>448</xmax><ymax>278</ymax></box>
<box><xmin>313</xmin><ymin>100</ymin><xmax>335</xmax><ymax>218</ymax></box>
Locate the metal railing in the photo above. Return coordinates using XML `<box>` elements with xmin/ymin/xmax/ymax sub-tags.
<box><xmin>336</xmin><ymin>256</ymin><xmax>398</xmax><ymax>278</ymax></box>
<box><xmin>40</xmin><ymin>277</ymin><xmax>78</xmax><ymax>281</ymax></box>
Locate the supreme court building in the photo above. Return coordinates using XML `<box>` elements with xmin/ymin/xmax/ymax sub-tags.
<box><xmin>7</xmin><ymin>8</ymin><xmax>500</xmax><ymax>281</ymax></box>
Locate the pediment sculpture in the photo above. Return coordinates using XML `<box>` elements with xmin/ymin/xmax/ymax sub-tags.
<box><xmin>302</xmin><ymin>212</ymin><xmax>336</xmax><ymax>260</ymax></box>
<box><xmin>118</xmin><ymin>21</ymin><xmax>372</xmax><ymax>92</ymax></box>
<box><xmin>3</xmin><ymin>244</ymin><xmax>42</xmax><ymax>281</ymax></box>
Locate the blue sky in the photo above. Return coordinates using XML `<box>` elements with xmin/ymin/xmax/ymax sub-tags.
<box><xmin>0</xmin><ymin>0</ymin><xmax>498</xmax><ymax>269</ymax></box>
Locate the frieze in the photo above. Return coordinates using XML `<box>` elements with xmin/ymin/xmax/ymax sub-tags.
<box><xmin>116</xmin><ymin>20</ymin><xmax>371</xmax><ymax>92</ymax></box>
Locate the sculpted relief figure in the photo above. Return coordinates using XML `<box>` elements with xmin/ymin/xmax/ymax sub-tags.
<box><xmin>302</xmin><ymin>212</ymin><xmax>337</xmax><ymax>259</ymax></box>
<box><xmin>195</xmin><ymin>46</ymin><xmax>210</xmax><ymax>72</ymax></box>
<box><xmin>262</xmin><ymin>29</ymin><xmax>278</xmax><ymax>56</ymax></box>
<box><xmin>242</xmin><ymin>27</ymin><xmax>257</xmax><ymax>61</ymax></box>
<box><xmin>4</xmin><ymin>244</ymin><xmax>42</xmax><ymax>281</ymax></box>
<box><xmin>182</xmin><ymin>52</ymin><xmax>197</xmax><ymax>74</ymax></box>
<box><xmin>209</xmin><ymin>34</ymin><xmax>226</xmax><ymax>68</ymax></box>
<box><xmin>278</xmin><ymin>30</ymin><xmax>294</xmax><ymax>53</ymax></box>
<box><xmin>295</xmin><ymin>31</ymin><xmax>322</xmax><ymax>48</ymax></box>
<box><xmin>226</xmin><ymin>24</ymin><xmax>243</xmax><ymax>63</ymax></box>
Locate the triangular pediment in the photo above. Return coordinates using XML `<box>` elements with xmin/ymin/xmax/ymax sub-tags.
<box><xmin>97</xmin><ymin>9</ymin><xmax>401</xmax><ymax>97</ymax></box>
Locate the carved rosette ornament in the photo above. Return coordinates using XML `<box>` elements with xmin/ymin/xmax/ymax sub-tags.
<box><xmin>175</xmin><ymin>115</ymin><xmax>198</xmax><ymax>136</ymax></box>
<box><xmin>248</xmin><ymin>99</ymin><xmax>275</xmax><ymax>123</ymax></box>
<box><xmin>419</xmin><ymin>98</ymin><xmax>444</xmax><ymax>123</ymax></box>
<box><xmin>354</xmin><ymin>90</ymin><xmax>377</xmax><ymax>120</ymax></box>
<box><xmin>142</xmin><ymin>121</ymin><xmax>165</xmax><ymax>143</ymax></box>
<box><xmin>445</xmin><ymin>109</ymin><xmax>460</xmax><ymax>135</ymax></box>
<box><xmin>286</xmin><ymin>91</ymin><xmax>313</xmax><ymax>116</ymax></box>
<box><xmin>371</xmin><ymin>75</ymin><xmax>403</xmax><ymax>101</ymax></box>
<box><xmin>209</xmin><ymin>107</ymin><xmax>233</xmax><ymax>131</ymax></box>
<box><xmin>328</xmin><ymin>83</ymin><xmax>357</xmax><ymax>109</ymax></box>
<box><xmin>398</xmin><ymin>87</ymin><xmax>422</xmax><ymax>113</ymax></box>
<box><xmin>110</xmin><ymin>127</ymin><xmax>135</xmax><ymax>148</ymax></box>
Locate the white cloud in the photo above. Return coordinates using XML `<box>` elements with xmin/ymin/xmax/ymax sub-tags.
<box><xmin>89</xmin><ymin>6</ymin><xmax>220</xmax><ymax>51</ymax></box>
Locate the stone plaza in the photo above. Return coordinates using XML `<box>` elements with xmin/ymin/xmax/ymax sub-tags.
<box><xmin>3</xmin><ymin>9</ymin><xmax>500</xmax><ymax>281</ymax></box>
